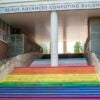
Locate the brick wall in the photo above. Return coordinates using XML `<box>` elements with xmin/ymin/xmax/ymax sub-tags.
<box><xmin>0</xmin><ymin>40</ymin><xmax>8</xmax><ymax>60</ymax></box>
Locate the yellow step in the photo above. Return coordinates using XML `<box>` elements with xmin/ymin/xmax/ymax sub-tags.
<box><xmin>1</xmin><ymin>74</ymin><xmax>99</xmax><ymax>82</ymax></box>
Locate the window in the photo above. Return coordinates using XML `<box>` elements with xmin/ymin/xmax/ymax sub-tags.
<box><xmin>0</xmin><ymin>19</ymin><xmax>10</xmax><ymax>43</ymax></box>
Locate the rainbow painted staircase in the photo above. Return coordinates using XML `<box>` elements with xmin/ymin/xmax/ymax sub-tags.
<box><xmin>0</xmin><ymin>64</ymin><xmax>100</xmax><ymax>99</ymax></box>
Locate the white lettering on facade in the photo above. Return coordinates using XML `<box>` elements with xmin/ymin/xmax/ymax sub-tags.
<box><xmin>0</xmin><ymin>1</ymin><xmax>100</xmax><ymax>14</ymax></box>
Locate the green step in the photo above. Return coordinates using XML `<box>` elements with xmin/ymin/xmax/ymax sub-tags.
<box><xmin>0</xmin><ymin>81</ymin><xmax>100</xmax><ymax>87</ymax></box>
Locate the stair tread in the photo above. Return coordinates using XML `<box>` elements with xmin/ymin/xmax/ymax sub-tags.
<box><xmin>0</xmin><ymin>64</ymin><xmax>99</xmax><ymax>97</ymax></box>
<box><xmin>1</xmin><ymin>74</ymin><xmax>99</xmax><ymax>82</ymax></box>
<box><xmin>0</xmin><ymin>82</ymin><xmax>100</xmax><ymax>87</ymax></box>
<box><xmin>11</xmin><ymin>66</ymin><xmax>96</xmax><ymax>74</ymax></box>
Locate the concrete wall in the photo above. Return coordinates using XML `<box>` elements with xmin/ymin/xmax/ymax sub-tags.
<box><xmin>0</xmin><ymin>51</ymin><xmax>42</xmax><ymax>80</ymax></box>
<box><xmin>0</xmin><ymin>59</ymin><xmax>14</xmax><ymax>80</ymax></box>
<box><xmin>0</xmin><ymin>40</ymin><xmax>8</xmax><ymax>60</ymax></box>
<box><xmin>86</xmin><ymin>51</ymin><xmax>100</xmax><ymax>76</ymax></box>
<box><xmin>0</xmin><ymin>0</ymin><xmax>97</xmax><ymax>4</ymax></box>
<box><xmin>0</xmin><ymin>0</ymin><xmax>38</xmax><ymax>3</ymax></box>
<box><xmin>13</xmin><ymin>52</ymin><xmax>42</xmax><ymax>67</ymax></box>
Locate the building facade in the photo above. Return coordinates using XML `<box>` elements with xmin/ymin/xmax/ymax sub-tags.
<box><xmin>0</xmin><ymin>0</ymin><xmax>100</xmax><ymax>65</ymax></box>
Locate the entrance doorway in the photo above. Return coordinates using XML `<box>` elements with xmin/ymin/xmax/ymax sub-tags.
<box><xmin>0</xmin><ymin>10</ymin><xmax>94</xmax><ymax>66</ymax></box>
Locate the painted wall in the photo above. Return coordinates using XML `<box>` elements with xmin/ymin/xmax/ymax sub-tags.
<box><xmin>64</xmin><ymin>15</ymin><xmax>88</xmax><ymax>53</ymax></box>
<box><xmin>34</xmin><ymin>13</ymin><xmax>88</xmax><ymax>53</ymax></box>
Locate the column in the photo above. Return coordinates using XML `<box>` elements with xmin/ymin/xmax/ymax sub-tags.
<box><xmin>51</xmin><ymin>11</ymin><xmax>58</xmax><ymax>66</ymax></box>
<box><xmin>63</xmin><ymin>21</ymin><xmax>67</xmax><ymax>53</ymax></box>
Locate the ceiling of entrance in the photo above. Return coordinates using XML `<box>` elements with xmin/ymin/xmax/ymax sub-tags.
<box><xmin>1</xmin><ymin>9</ymin><xmax>100</xmax><ymax>53</ymax></box>
<box><xmin>0</xmin><ymin>12</ymin><xmax>50</xmax><ymax>33</ymax></box>
<box><xmin>0</xmin><ymin>9</ymin><xmax>100</xmax><ymax>40</ymax></box>
<box><xmin>0</xmin><ymin>9</ymin><xmax>100</xmax><ymax>33</ymax></box>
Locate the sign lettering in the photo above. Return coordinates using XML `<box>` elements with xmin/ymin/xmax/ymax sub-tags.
<box><xmin>0</xmin><ymin>1</ymin><xmax>100</xmax><ymax>14</ymax></box>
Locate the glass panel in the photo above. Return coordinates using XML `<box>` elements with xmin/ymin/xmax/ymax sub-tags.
<box><xmin>0</xmin><ymin>19</ymin><xmax>3</xmax><ymax>40</ymax></box>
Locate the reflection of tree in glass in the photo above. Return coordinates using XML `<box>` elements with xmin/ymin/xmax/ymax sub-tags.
<box><xmin>74</xmin><ymin>41</ymin><xmax>84</xmax><ymax>53</ymax></box>
<box><xmin>40</xmin><ymin>44</ymin><xmax>48</xmax><ymax>54</ymax></box>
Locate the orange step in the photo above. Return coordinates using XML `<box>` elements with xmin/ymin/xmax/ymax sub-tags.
<box><xmin>10</xmin><ymin>66</ymin><xmax>96</xmax><ymax>75</ymax></box>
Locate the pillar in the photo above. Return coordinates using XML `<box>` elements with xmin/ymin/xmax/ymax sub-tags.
<box><xmin>51</xmin><ymin>11</ymin><xmax>58</xmax><ymax>66</ymax></box>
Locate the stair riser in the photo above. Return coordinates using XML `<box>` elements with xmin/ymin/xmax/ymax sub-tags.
<box><xmin>0</xmin><ymin>97</ymin><xmax>100</xmax><ymax>100</ymax></box>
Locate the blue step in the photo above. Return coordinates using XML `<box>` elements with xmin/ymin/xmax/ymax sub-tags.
<box><xmin>0</xmin><ymin>86</ymin><xmax>100</xmax><ymax>89</ymax></box>
<box><xmin>0</xmin><ymin>86</ymin><xmax>100</xmax><ymax>97</ymax></box>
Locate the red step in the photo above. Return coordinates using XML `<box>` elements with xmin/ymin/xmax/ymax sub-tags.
<box><xmin>10</xmin><ymin>66</ymin><xmax>96</xmax><ymax>74</ymax></box>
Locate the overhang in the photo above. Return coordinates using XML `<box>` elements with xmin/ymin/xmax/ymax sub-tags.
<box><xmin>0</xmin><ymin>0</ymin><xmax>100</xmax><ymax>14</ymax></box>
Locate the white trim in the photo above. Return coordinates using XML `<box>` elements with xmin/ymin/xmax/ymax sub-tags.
<box><xmin>0</xmin><ymin>1</ymin><xmax>100</xmax><ymax>14</ymax></box>
<box><xmin>0</xmin><ymin>0</ymin><xmax>99</xmax><ymax>4</ymax></box>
